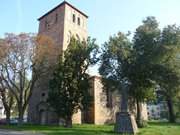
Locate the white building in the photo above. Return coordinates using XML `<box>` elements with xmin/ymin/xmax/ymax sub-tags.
<box><xmin>147</xmin><ymin>102</ymin><xmax>168</xmax><ymax>120</ymax></box>
<box><xmin>147</xmin><ymin>105</ymin><xmax>161</xmax><ymax>119</ymax></box>
<box><xmin>0</xmin><ymin>100</ymin><xmax>6</xmax><ymax>119</ymax></box>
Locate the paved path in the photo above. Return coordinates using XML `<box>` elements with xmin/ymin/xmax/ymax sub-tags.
<box><xmin>0</xmin><ymin>129</ymin><xmax>44</xmax><ymax>135</ymax></box>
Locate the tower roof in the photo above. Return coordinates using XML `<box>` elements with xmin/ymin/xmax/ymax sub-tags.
<box><xmin>38</xmin><ymin>1</ymin><xmax>88</xmax><ymax>21</ymax></box>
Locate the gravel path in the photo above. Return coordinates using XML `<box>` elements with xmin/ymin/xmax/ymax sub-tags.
<box><xmin>0</xmin><ymin>129</ymin><xmax>44</xmax><ymax>135</ymax></box>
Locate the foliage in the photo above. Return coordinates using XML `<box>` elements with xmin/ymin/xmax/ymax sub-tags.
<box><xmin>0</xmin><ymin>38</ymin><xmax>15</xmax><ymax>124</ymax></box>
<box><xmin>129</xmin><ymin>16</ymin><xmax>160</xmax><ymax>102</ymax></box>
<box><xmin>0</xmin><ymin>33</ymin><xmax>57</xmax><ymax>125</ymax></box>
<box><xmin>47</xmin><ymin>37</ymin><xmax>99</xmax><ymax>127</ymax></box>
<box><xmin>99</xmin><ymin>16</ymin><xmax>180</xmax><ymax>126</ymax></box>
<box><xmin>99</xmin><ymin>32</ymin><xmax>133</xmax><ymax>91</ymax></box>
<box><xmin>99</xmin><ymin>17</ymin><xmax>158</xmax><ymax>128</ymax></box>
<box><xmin>153</xmin><ymin>25</ymin><xmax>180</xmax><ymax>123</ymax></box>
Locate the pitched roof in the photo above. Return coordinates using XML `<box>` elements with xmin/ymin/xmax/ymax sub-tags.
<box><xmin>38</xmin><ymin>1</ymin><xmax>88</xmax><ymax>21</ymax></box>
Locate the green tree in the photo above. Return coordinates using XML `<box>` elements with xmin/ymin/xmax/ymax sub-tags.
<box><xmin>99</xmin><ymin>32</ymin><xmax>140</xmax><ymax>132</ymax></box>
<box><xmin>153</xmin><ymin>25</ymin><xmax>180</xmax><ymax>123</ymax></box>
<box><xmin>99</xmin><ymin>32</ymin><xmax>133</xmax><ymax>102</ymax></box>
<box><xmin>131</xmin><ymin>16</ymin><xmax>160</xmax><ymax>126</ymax></box>
<box><xmin>99</xmin><ymin>17</ymin><xmax>158</xmax><ymax>128</ymax></box>
<box><xmin>100</xmin><ymin>17</ymin><xmax>180</xmax><ymax>129</ymax></box>
<box><xmin>47</xmin><ymin>37</ymin><xmax>98</xmax><ymax>128</ymax></box>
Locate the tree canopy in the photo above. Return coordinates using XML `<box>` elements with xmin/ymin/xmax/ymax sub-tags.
<box><xmin>99</xmin><ymin>17</ymin><xmax>180</xmax><ymax>126</ymax></box>
<box><xmin>0</xmin><ymin>33</ymin><xmax>57</xmax><ymax>124</ymax></box>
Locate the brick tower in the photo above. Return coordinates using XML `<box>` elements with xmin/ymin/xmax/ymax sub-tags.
<box><xmin>28</xmin><ymin>1</ymin><xmax>88</xmax><ymax>125</ymax></box>
<box><xmin>38</xmin><ymin>1</ymin><xmax>88</xmax><ymax>51</ymax></box>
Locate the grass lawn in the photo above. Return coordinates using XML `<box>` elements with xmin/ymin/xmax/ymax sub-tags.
<box><xmin>0</xmin><ymin>122</ymin><xmax>179</xmax><ymax>135</ymax></box>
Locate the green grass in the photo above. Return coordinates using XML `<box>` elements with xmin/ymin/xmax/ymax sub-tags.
<box><xmin>139</xmin><ymin>122</ymin><xmax>180</xmax><ymax>135</ymax></box>
<box><xmin>0</xmin><ymin>122</ymin><xmax>179</xmax><ymax>135</ymax></box>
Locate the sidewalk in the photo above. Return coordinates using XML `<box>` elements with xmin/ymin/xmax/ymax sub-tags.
<box><xmin>0</xmin><ymin>129</ymin><xmax>44</xmax><ymax>135</ymax></box>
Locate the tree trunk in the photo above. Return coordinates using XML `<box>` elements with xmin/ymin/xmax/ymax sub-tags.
<box><xmin>65</xmin><ymin>116</ymin><xmax>72</xmax><ymax>128</ymax></box>
<box><xmin>167</xmin><ymin>98</ymin><xmax>175</xmax><ymax>123</ymax></box>
<box><xmin>136</xmin><ymin>99</ymin><xmax>142</xmax><ymax>127</ymax></box>
<box><xmin>0</xmin><ymin>90</ymin><xmax>13</xmax><ymax>125</ymax></box>
<box><xmin>58</xmin><ymin>118</ymin><xmax>65</xmax><ymax>126</ymax></box>
<box><xmin>18</xmin><ymin>106</ymin><xmax>24</xmax><ymax>125</ymax></box>
<box><xmin>5</xmin><ymin>110</ymin><xmax>11</xmax><ymax>125</ymax></box>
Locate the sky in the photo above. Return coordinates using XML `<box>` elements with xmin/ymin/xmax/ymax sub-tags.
<box><xmin>1</xmin><ymin>0</ymin><xmax>180</xmax><ymax>75</ymax></box>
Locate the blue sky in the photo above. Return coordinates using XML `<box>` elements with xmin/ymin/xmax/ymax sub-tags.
<box><xmin>1</xmin><ymin>0</ymin><xmax>180</xmax><ymax>75</ymax></box>
<box><xmin>1</xmin><ymin>0</ymin><xmax>180</xmax><ymax>43</ymax></box>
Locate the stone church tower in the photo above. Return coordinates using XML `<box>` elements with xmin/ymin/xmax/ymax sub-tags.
<box><xmin>38</xmin><ymin>1</ymin><xmax>88</xmax><ymax>51</ymax></box>
<box><xmin>28</xmin><ymin>1</ymin><xmax>148</xmax><ymax>125</ymax></box>
<box><xmin>28</xmin><ymin>1</ymin><xmax>88</xmax><ymax>125</ymax></box>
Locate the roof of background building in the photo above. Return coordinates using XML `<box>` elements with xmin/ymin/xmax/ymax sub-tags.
<box><xmin>38</xmin><ymin>1</ymin><xmax>88</xmax><ymax>21</ymax></box>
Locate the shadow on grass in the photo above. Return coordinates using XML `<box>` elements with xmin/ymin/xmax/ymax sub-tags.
<box><xmin>1</xmin><ymin>122</ymin><xmax>179</xmax><ymax>135</ymax></box>
<box><xmin>148</xmin><ymin>121</ymin><xmax>180</xmax><ymax>127</ymax></box>
<box><xmin>0</xmin><ymin>124</ymin><xmax>135</xmax><ymax>135</ymax></box>
<box><xmin>46</xmin><ymin>130</ymin><xmax>132</xmax><ymax>135</ymax></box>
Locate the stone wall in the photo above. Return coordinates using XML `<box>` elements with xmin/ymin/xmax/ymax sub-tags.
<box><xmin>91</xmin><ymin>76</ymin><xmax>148</xmax><ymax>125</ymax></box>
<box><xmin>63</xmin><ymin>4</ymin><xmax>88</xmax><ymax>51</ymax></box>
<box><xmin>92</xmin><ymin>76</ymin><xmax>121</xmax><ymax>125</ymax></box>
<box><xmin>38</xmin><ymin>4</ymin><xmax>65</xmax><ymax>51</ymax></box>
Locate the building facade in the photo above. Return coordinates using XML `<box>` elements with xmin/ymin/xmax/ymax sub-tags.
<box><xmin>147</xmin><ymin>102</ymin><xmax>168</xmax><ymax>120</ymax></box>
<box><xmin>28</xmin><ymin>1</ymin><xmax>148</xmax><ymax>125</ymax></box>
<box><xmin>0</xmin><ymin>100</ymin><xmax>5</xmax><ymax>119</ymax></box>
